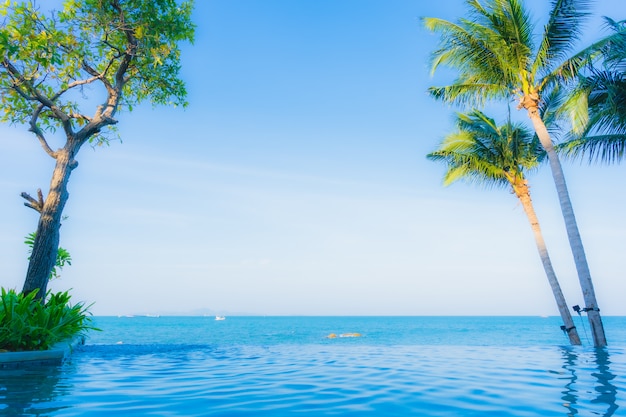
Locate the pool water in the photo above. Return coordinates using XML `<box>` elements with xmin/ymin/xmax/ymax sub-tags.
<box><xmin>1</xmin><ymin>316</ymin><xmax>625</xmax><ymax>416</ymax></box>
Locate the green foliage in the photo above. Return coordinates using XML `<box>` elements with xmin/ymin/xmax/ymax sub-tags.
<box><xmin>0</xmin><ymin>288</ymin><xmax>97</xmax><ymax>352</ymax></box>
<box><xmin>423</xmin><ymin>0</ymin><xmax>605</xmax><ymax>108</ymax></box>
<box><xmin>25</xmin><ymin>232</ymin><xmax>72</xmax><ymax>280</ymax></box>
<box><xmin>559</xmin><ymin>18</ymin><xmax>626</xmax><ymax>164</ymax></box>
<box><xmin>1</xmin><ymin>0</ymin><xmax>194</xmax><ymax>299</ymax></box>
<box><xmin>0</xmin><ymin>0</ymin><xmax>195</xmax><ymax>144</ymax></box>
<box><xmin>427</xmin><ymin>110</ymin><xmax>543</xmax><ymax>189</ymax></box>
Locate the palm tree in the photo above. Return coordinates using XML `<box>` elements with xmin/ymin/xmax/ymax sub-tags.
<box><xmin>423</xmin><ymin>0</ymin><xmax>618</xmax><ymax>346</ymax></box>
<box><xmin>560</xmin><ymin>18</ymin><xmax>626</xmax><ymax>163</ymax></box>
<box><xmin>428</xmin><ymin>110</ymin><xmax>581</xmax><ymax>345</ymax></box>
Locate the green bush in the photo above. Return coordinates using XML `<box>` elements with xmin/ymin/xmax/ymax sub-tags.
<box><xmin>0</xmin><ymin>288</ymin><xmax>97</xmax><ymax>352</ymax></box>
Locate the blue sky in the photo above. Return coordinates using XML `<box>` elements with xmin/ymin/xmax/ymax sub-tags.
<box><xmin>0</xmin><ymin>0</ymin><xmax>625</xmax><ymax>317</ymax></box>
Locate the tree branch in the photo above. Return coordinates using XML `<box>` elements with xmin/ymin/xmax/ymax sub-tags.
<box><xmin>82</xmin><ymin>59</ymin><xmax>118</xmax><ymax>124</ymax></box>
<box><xmin>2</xmin><ymin>62</ymin><xmax>38</xmax><ymax>101</ymax></box>
<box><xmin>112</xmin><ymin>1</ymin><xmax>138</xmax><ymax>92</ymax></box>
<box><xmin>76</xmin><ymin>3</ymin><xmax>136</xmax><ymax>138</ymax></box>
<box><xmin>82</xmin><ymin>60</ymin><xmax>113</xmax><ymax>89</ymax></box>
<box><xmin>3</xmin><ymin>60</ymin><xmax>51</xmax><ymax>105</ymax></box>
<box><xmin>50</xmin><ymin>74</ymin><xmax>101</xmax><ymax>102</ymax></box>
<box><xmin>21</xmin><ymin>189</ymin><xmax>45</xmax><ymax>213</ymax></box>
<box><xmin>29</xmin><ymin>104</ymin><xmax>57</xmax><ymax>158</ymax></box>
<box><xmin>3</xmin><ymin>58</ymin><xmax>75</xmax><ymax>138</ymax></box>
<box><xmin>69</xmin><ymin>112</ymin><xmax>93</xmax><ymax>124</ymax></box>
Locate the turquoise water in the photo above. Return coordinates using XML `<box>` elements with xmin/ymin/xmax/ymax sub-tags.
<box><xmin>1</xmin><ymin>316</ymin><xmax>625</xmax><ymax>416</ymax></box>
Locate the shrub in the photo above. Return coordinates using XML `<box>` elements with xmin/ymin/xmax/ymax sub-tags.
<box><xmin>0</xmin><ymin>288</ymin><xmax>97</xmax><ymax>352</ymax></box>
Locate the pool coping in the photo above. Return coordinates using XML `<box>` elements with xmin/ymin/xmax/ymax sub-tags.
<box><xmin>0</xmin><ymin>336</ymin><xmax>85</xmax><ymax>366</ymax></box>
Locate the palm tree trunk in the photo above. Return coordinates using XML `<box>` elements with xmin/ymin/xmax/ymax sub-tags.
<box><xmin>526</xmin><ymin>107</ymin><xmax>607</xmax><ymax>347</ymax></box>
<box><xmin>515</xmin><ymin>181</ymin><xmax>581</xmax><ymax>345</ymax></box>
<box><xmin>22</xmin><ymin>147</ymin><xmax>76</xmax><ymax>300</ymax></box>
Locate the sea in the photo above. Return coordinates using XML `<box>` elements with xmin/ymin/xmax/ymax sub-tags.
<box><xmin>1</xmin><ymin>316</ymin><xmax>625</xmax><ymax>416</ymax></box>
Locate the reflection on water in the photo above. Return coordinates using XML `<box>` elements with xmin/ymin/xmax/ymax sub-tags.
<box><xmin>0</xmin><ymin>362</ymin><xmax>69</xmax><ymax>416</ymax></box>
<box><xmin>560</xmin><ymin>348</ymin><xmax>619</xmax><ymax>416</ymax></box>
<box><xmin>593</xmin><ymin>349</ymin><xmax>619</xmax><ymax>416</ymax></box>
<box><xmin>1</xmin><ymin>343</ymin><xmax>624</xmax><ymax>416</ymax></box>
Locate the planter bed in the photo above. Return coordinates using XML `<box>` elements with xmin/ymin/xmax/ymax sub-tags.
<box><xmin>0</xmin><ymin>337</ymin><xmax>85</xmax><ymax>367</ymax></box>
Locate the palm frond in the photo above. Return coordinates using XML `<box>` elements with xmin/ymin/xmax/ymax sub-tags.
<box><xmin>539</xmin><ymin>28</ymin><xmax>626</xmax><ymax>91</ymax></box>
<box><xmin>533</xmin><ymin>0</ymin><xmax>592</xmax><ymax>75</ymax></box>
<box><xmin>425</xmin><ymin>0</ymin><xmax>538</xmax><ymax>106</ymax></box>
<box><xmin>556</xmin><ymin>18</ymin><xmax>626</xmax><ymax>165</ymax></box>
<box><xmin>428</xmin><ymin>83</ymin><xmax>507</xmax><ymax>107</ymax></box>
<box><xmin>586</xmin><ymin>71</ymin><xmax>626</xmax><ymax>134</ymax></box>
<box><xmin>599</xmin><ymin>18</ymin><xmax>626</xmax><ymax>72</ymax></box>
<box><xmin>491</xmin><ymin>0</ymin><xmax>535</xmax><ymax>74</ymax></box>
<box><xmin>464</xmin><ymin>0</ymin><xmax>535</xmax><ymax>87</ymax></box>
<box><xmin>427</xmin><ymin>109</ymin><xmax>541</xmax><ymax>190</ymax></box>
<box><xmin>558</xmin><ymin>134</ymin><xmax>626</xmax><ymax>164</ymax></box>
<box><xmin>552</xmin><ymin>19</ymin><xmax>626</xmax><ymax>153</ymax></box>
<box><xmin>428</xmin><ymin>148</ymin><xmax>511</xmax><ymax>188</ymax></box>
<box><xmin>425</xmin><ymin>17</ymin><xmax>507</xmax><ymax>80</ymax></box>
<box><xmin>537</xmin><ymin>84</ymin><xmax>567</xmax><ymax>134</ymax></box>
<box><xmin>559</xmin><ymin>80</ymin><xmax>591</xmax><ymax>134</ymax></box>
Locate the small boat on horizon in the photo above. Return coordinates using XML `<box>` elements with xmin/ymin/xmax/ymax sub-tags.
<box><xmin>215</xmin><ymin>316</ymin><xmax>226</xmax><ymax>321</ymax></box>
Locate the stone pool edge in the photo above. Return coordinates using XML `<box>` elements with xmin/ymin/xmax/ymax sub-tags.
<box><xmin>0</xmin><ymin>337</ymin><xmax>85</xmax><ymax>367</ymax></box>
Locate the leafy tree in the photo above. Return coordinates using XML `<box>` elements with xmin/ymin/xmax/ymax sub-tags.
<box><xmin>560</xmin><ymin>18</ymin><xmax>626</xmax><ymax>163</ymax></box>
<box><xmin>0</xmin><ymin>0</ymin><xmax>195</xmax><ymax>300</ymax></box>
<box><xmin>428</xmin><ymin>110</ymin><xmax>582</xmax><ymax>345</ymax></box>
<box><xmin>423</xmin><ymin>0</ymin><xmax>621</xmax><ymax>347</ymax></box>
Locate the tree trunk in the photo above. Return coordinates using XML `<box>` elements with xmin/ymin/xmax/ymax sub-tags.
<box><xmin>515</xmin><ymin>181</ymin><xmax>581</xmax><ymax>345</ymax></box>
<box><xmin>526</xmin><ymin>107</ymin><xmax>607</xmax><ymax>347</ymax></box>
<box><xmin>22</xmin><ymin>147</ymin><xmax>77</xmax><ymax>300</ymax></box>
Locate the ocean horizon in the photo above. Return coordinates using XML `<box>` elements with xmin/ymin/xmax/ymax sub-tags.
<box><xmin>87</xmin><ymin>315</ymin><xmax>626</xmax><ymax>347</ymax></box>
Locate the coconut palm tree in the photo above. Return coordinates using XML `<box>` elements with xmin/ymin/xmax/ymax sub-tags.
<box><xmin>560</xmin><ymin>18</ymin><xmax>626</xmax><ymax>164</ymax></box>
<box><xmin>423</xmin><ymin>0</ymin><xmax>617</xmax><ymax>346</ymax></box>
<box><xmin>428</xmin><ymin>110</ymin><xmax>581</xmax><ymax>345</ymax></box>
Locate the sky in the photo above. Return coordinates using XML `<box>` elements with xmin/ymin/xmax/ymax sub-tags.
<box><xmin>0</xmin><ymin>0</ymin><xmax>625</xmax><ymax>317</ymax></box>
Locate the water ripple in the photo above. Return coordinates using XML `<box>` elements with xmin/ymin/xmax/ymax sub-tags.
<box><xmin>0</xmin><ymin>344</ymin><xmax>607</xmax><ymax>416</ymax></box>
<box><xmin>3</xmin><ymin>317</ymin><xmax>626</xmax><ymax>417</ymax></box>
